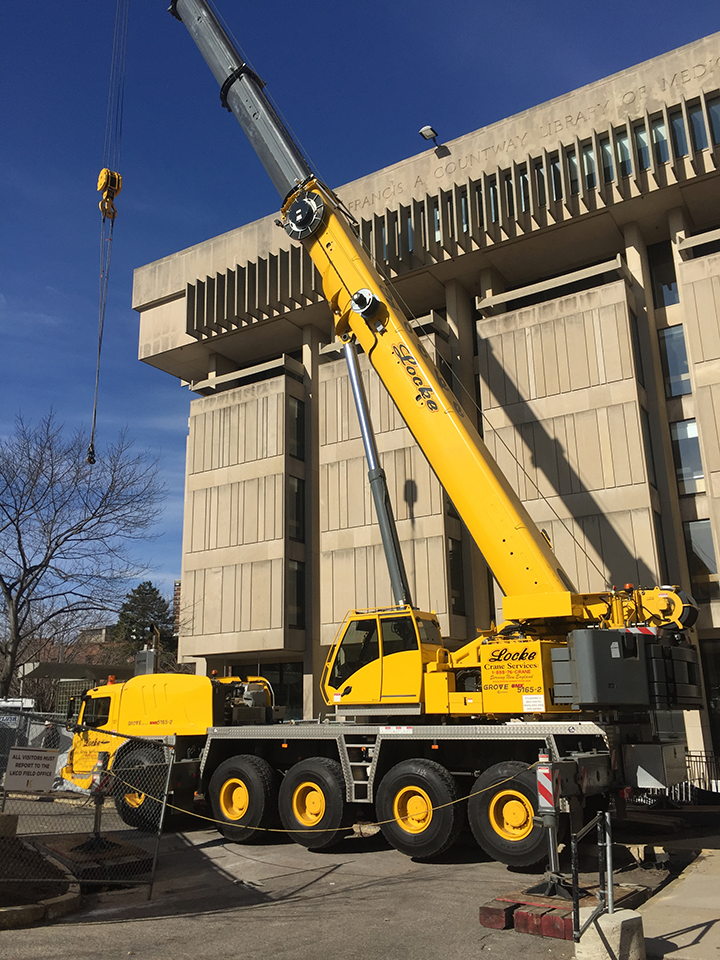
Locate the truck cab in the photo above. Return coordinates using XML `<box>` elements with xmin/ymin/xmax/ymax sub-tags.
<box><xmin>321</xmin><ymin>607</ymin><xmax>444</xmax><ymax>708</ymax></box>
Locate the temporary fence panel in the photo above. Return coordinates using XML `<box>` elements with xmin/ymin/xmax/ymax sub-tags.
<box><xmin>0</xmin><ymin>723</ymin><xmax>174</xmax><ymax>903</ymax></box>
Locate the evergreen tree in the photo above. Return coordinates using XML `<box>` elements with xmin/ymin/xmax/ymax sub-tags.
<box><xmin>114</xmin><ymin>581</ymin><xmax>174</xmax><ymax>656</ymax></box>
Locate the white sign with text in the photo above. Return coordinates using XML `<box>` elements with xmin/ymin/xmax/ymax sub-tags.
<box><xmin>3</xmin><ymin>747</ymin><xmax>59</xmax><ymax>792</ymax></box>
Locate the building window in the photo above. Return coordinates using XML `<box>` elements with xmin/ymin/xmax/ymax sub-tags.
<box><xmin>534</xmin><ymin>162</ymin><xmax>546</xmax><ymax>205</ymax></box>
<box><xmin>406</xmin><ymin>209</ymin><xmax>414</xmax><ymax>253</ymax></box>
<box><xmin>615</xmin><ymin>128</ymin><xmax>632</xmax><ymax>177</ymax></box>
<box><xmin>287</xmin><ymin>559</ymin><xmax>305</xmax><ymax>628</ymax></box>
<box><xmin>634</xmin><ymin>123</ymin><xmax>650</xmax><ymax>170</ymax></box>
<box><xmin>647</xmin><ymin>240</ymin><xmax>679</xmax><ymax>308</ymax></box>
<box><xmin>550</xmin><ymin>154</ymin><xmax>562</xmax><ymax>200</ymax></box>
<box><xmin>475</xmin><ymin>184</ymin><xmax>484</xmax><ymax>228</ymax></box>
<box><xmin>448</xmin><ymin>537</ymin><xmax>466</xmax><ymax>616</ymax></box>
<box><xmin>651</xmin><ymin>116</ymin><xmax>669</xmax><ymax>163</ymax></box>
<box><xmin>600</xmin><ymin>136</ymin><xmax>614</xmax><ymax>182</ymax></box>
<box><xmin>474</xmin><ymin>373</ymin><xmax>484</xmax><ymax>436</ymax></box>
<box><xmin>640</xmin><ymin>408</ymin><xmax>656</xmax><ymax>488</ymax></box>
<box><xmin>708</xmin><ymin>95</ymin><xmax>720</xmax><ymax>145</ymax></box>
<box><xmin>688</xmin><ymin>102</ymin><xmax>709</xmax><ymax>151</ymax></box>
<box><xmin>446</xmin><ymin>195</ymin><xmax>455</xmax><ymax>239</ymax></box>
<box><xmin>670</xmin><ymin>419</ymin><xmax>705</xmax><ymax>495</ymax></box>
<box><xmin>669</xmin><ymin>109</ymin><xmax>688</xmax><ymax>157</ymax></box>
<box><xmin>240</xmin><ymin>661</ymin><xmax>303</xmax><ymax>720</ymax></box>
<box><xmin>683</xmin><ymin>519</ymin><xmax>719</xmax><ymax>601</ymax></box>
<box><xmin>288</xmin><ymin>475</ymin><xmax>305</xmax><ymax>541</ymax></box>
<box><xmin>519</xmin><ymin>168</ymin><xmax>530</xmax><ymax>212</ymax></box>
<box><xmin>629</xmin><ymin>311</ymin><xmax>645</xmax><ymax>387</ymax></box>
<box><xmin>582</xmin><ymin>143</ymin><xmax>596</xmax><ymax>188</ymax></box>
<box><xmin>432</xmin><ymin>197</ymin><xmax>441</xmax><ymax>242</ymax></box>
<box><xmin>288</xmin><ymin>396</ymin><xmax>305</xmax><ymax>460</ymax></box>
<box><xmin>658</xmin><ymin>325</ymin><xmax>691</xmax><ymax>398</ymax></box>
<box><xmin>489</xmin><ymin>179</ymin><xmax>499</xmax><ymax>223</ymax></box>
<box><xmin>460</xmin><ymin>188</ymin><xmax>469</xmax><ymax>234</ymax></box>
<box><xmin>567</xmin><ymin>150</ymin><xmax>579</xmax><ymax>194</ymax></box>
<box><xmin>504</xmin><ymin>174</ymin><xmax>515</xmax><ymax>219</ymax></box>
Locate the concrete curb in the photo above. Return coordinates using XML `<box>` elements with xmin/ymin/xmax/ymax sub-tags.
<box><xmin>0</xmin><ymin>853</ymin><xmax>83</xmax><ymax>930</ymax></box>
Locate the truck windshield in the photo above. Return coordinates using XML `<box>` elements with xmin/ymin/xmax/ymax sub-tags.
<box><xmin>81</xmin><ymin>695</ymin><xmax>111</xmax><ymax>728</ymax></box>
<box><xmin>329</xmin><ymin>618</ymin><xmax>379</xmax><ymax>689</ymax></box>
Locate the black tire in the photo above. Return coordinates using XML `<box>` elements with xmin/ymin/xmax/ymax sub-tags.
<box><xmin>112</xmin><ymin>747</ymin><xmax>165</xmax><ymax>831</ymax></box>
<box><xmin>208</xmin><ymin>755</ymin><xmax>279</xmax><ymax>843</ymax></box>
<box><xmin>376</xmin><ymin>759</ymin><xmax>461</xmax><ymax>860</ymax></box>
<box><xmin>278</xmin><ymin>757</ymin><xmax>350</xmax><ymax>850</ymax></box>
<box><xmin>467</xmin><ymin>760</ymin><xmax>546</xmax><ymax>867</ymax></box>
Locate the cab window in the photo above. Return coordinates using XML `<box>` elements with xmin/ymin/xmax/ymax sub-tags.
<box><xmin>417</xmin><ymin>619</ymin><xmax>442</xmax><ymax>646</ymax></box>
<box><xmin>329</xmin><ymin>619</ymin><xmax>379</xmax><ymax>689</ymax></box>
<box><xmin>380</xmin><ymin>617</ymin><xmax>419</xmax><ymax>655</ymax></box>
<box><xmin>81</xmin><ymin>695</ymin><xmax>111</xmax><ymax>728</ymax></box>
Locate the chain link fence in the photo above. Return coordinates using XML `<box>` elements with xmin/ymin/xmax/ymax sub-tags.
<box><xmin>0</xmin><ymin>713</ymin><xmax>175</xmax><ymax>906</ymax></box>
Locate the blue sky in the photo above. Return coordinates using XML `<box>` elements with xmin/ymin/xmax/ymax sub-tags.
<box><xmin>1</xmin><ymin>1</ymin><xmax>719</xmax><ymax>598</ymax></box>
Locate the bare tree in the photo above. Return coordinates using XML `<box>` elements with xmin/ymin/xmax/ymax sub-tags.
<box><xmin>0</xmin><ymin>413</ymin><xmax>165</xmax><ymax>697</ymax></box>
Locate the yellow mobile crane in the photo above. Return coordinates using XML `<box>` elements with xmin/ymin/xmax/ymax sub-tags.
<box><xmin>64</xmin><ymin>0</ymin><xmax>702</xmax><ymax>865</ymax></box>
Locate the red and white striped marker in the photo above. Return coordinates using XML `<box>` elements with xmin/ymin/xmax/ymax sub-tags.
<box><xmin>536</xmin><ymin>755</ymin><xmax>556</xmax><ymax>811</ymax></box>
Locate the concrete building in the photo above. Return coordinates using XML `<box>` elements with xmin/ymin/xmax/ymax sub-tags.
<box><xmin>133</xmin><ymin>34</ymin><xmax>720</xmax><ymax>749</ymax></box>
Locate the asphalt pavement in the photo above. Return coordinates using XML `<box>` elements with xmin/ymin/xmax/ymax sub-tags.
<box><xmin>1</xmin><ymin>825</ymin><xmax>573</xmax><ymax>960</ymax></box>
<box><xmin>3</xmin><ymin>807</ymin><xmax>719</xmax><ymax>960</ymax></box>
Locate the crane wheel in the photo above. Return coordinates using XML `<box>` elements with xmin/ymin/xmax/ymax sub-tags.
<box><xmin>209</xmin><ymin>755</ymin><xmax>279</xmax><ymax>843</ymax></box>
<box><xmin>467</xmin><ymin>760</ymin><xmax>548</xmax><ymax>867</ymax></box>
<box><xmin>278</xmin><ymin>757</ymin><xmax>350</xmax><ymax>850</ymax></box>
<box><xmin>112</xmin><ymin>746</ymin><xmax>165</xmax><ymax>831</ymax></box>
<box><xmin>376</xmin><ymin>759</ymin><xmax>461</xmax><ymax>860</ymax></box>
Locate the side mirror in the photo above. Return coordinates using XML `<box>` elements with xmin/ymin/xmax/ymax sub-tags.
<box><xmin>66</xmin><ymin>697</ymin><xmax>76</xmax><ymax>723</ymax></box>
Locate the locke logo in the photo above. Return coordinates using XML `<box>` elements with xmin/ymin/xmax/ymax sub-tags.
<box><xmin>487</xmin><ymin>647</ymin><xmax>538</xmax><ymax>663</ymax></box>
<box><xmin>393</xmin><ymin>343</ymin><xmax>438</xmax><ymax>412</ymax></box>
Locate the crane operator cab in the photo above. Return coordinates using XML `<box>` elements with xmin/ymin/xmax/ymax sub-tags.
<box><xmin>321</xmin><ymin>606</ymin><xmax>444</xmax><ymax>708</ymax></box>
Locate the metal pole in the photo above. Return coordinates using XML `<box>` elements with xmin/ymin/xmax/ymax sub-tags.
<box><xmin>343</xmin><ymin>338</ymin><xmax>413</xmax><ymax>607</ymax></box>
<box><xmin>597</xmin><ymin>816</ymin><xmax>606</xmax><ymax>910</ymax></box>
<box><xmin>571</xmin><ymin>833</ymin><xmax>580</xmax><ymax>943</ymax></box>
<box><xmin>547</xmin><ymin>815</ymin><xmax>560</xmax><ymax>874</ymax></box>
<box><xmin>147</xmin><ymin>744</ymin><xmax>175</xmax><ymax>901</ymax></box>
<box><xmin>605</xmin><ymin>810</ymin><xmax>614</xmax><ymax>913</ymax></box>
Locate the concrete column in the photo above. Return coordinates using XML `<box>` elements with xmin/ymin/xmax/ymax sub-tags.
<box><xmin>625</xmin><ymin>222</ymin><xmax>713</xmax><ymax>755</ymax></box>
<box><xmin>302</xmin><ymin>324</ymin><xmax>325</xmax><ymax>718</ymax></box>
<box><xmin>624</xmin><ymin>222</ymin><xmax>689</xmax><ymax>588</ymax></box>
<box><xmin>667</xmin><ymin>207</ymin><xmax>716</xmax><ymax>756</ymax></box>
<box><xmin>445</xmin><ymin>279</ymin><xmax>493</xmax><ymax>635</ymax></box>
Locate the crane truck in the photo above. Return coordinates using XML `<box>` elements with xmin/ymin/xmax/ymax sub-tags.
<box><xmin>62</xmin><ymin>0</ymin><xmax>704</xmax><ymax>865</ymax></box>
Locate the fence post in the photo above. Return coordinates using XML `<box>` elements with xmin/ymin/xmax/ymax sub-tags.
<box><xmin>605</xmin><ymin>810</ymin><xmax>614</xmax><ymax>913</ymax></box>
<box><xmin>147</xmin><ymin>743</ymin><xmax>175</xmax><ymax>901</ymax></box>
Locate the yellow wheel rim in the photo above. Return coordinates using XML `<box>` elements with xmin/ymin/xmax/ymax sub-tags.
<box><xmin>219</xmin><ymin>778</ymin><xmax>250</xmax><ymax>821</ymax></box>
<box><xmin>488</xmin><ymin>789</ymin><xmax>534</xmax><ymax>841</ymax></box>
<box><xmin>124</xmin><ymin>790</ymin><xmax>145</xmax><ymax>809</ymax></box>
<box><xmin>292</xmin><ymin>781</ymin><xmax>326</xmax><ymax>827</ymax></box>
<box><xmin>393</xmin><ymin>785</ymin><xmax>433</xmax><ymax>834</ymax></box>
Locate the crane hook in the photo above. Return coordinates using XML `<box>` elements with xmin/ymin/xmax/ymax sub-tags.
<box><xmin>97</xmin><ymin>167</ymin><xmax>122</xmax><ymax>221</ymax></box>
